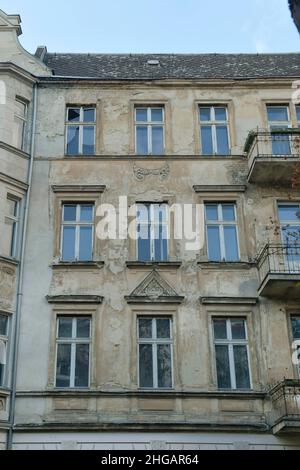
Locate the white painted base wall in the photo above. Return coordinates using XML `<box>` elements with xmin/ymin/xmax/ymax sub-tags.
<box><xmin>12</xmin><ymin>432</ymin><xmax>300</xmax><ymax>450</ymax></box>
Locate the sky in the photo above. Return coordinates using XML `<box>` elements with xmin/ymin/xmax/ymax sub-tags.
<box><xmin>1</xmin><ymin>0</ymin><xmax>299</xmax><ymax>54</ymax></box>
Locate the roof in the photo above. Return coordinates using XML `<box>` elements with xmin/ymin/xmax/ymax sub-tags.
<box><xmin>39</xmin><ymin>52</ymin><xmax>300</xmax><ymax>80</ymax></box>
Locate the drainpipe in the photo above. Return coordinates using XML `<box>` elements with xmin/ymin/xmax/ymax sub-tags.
<box><xmin>7</xmin><ymin>82</ymin><xmax>38</xmax><ymax>450</ymax></box>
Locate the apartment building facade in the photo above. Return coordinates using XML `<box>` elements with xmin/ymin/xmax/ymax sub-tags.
<box><xmin>0</xmin><ymin>9</ymin><xmax>300</xmax><ymax>450</ymax></box>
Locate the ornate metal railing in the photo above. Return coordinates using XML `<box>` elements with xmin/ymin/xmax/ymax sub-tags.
<box><xmin>245</xmin><ymin>129</ymin><xmax>300</xmax><ymax>170</ymax></box>
<box><xmin>257</xmin><ymin>243</ymin><xmax>300</xmax><ymax>286</ymax></box>
<box><xmin>268</xmin><ymin>380</ymin><xmax>300</xmax><ymax>426</ymax></box>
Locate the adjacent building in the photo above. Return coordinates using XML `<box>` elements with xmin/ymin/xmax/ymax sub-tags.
<box><xmin>0</xmin><ymin>9</ymin><xmax>300</xmax><ymax>450</ymax></box>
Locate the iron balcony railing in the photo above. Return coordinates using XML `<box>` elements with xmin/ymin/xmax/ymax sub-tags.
<box><xmin>269</xmin><ymin>380</ymin><xmax>300</xmax><ymax>427</ymax></box>
<box><xmin>244</xmin><ymin>129</ymin><xmax>300</xmax><ymax>169</ymax></box>
<box><xmin>257</xmin><ymin>243</ymin><xmax>300</xmax><ymax>286</ymax></box>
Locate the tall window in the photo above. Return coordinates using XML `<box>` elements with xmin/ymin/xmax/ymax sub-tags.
<box><xmin>14</xmin><ymin>98</ymin><xmax>27</xmax><ymax>150</ymax></box>
<box><xmin>136</xmin><ymin>203</ymin><xmax>168</xmax><ymax>262</ymax></box>
<box><xmin>66</xmin><ymin>106</ymin><xmax>96</xmax><ymax>155</ymax></box>
<box><xmin>199</xmin><ymin>106</ymin><xmax>230</xmax><ymax>155</ymax></box>
<box><xmin>267</xmin><ymin>105</ymin><xmax>291</xmax><ymax>155</ymax></box>
<box><xmin>138</xmin><ymin>317</ymin><xmax>173</xmax><ymax>389</ymax></box>
<box><xmin>135</xmin><ymin>107</ymin><xmax>165</xmax><ymax>155</ymax></box>
<box><xmin>205</xmin><ymin>203</ymin><xmax>239</xmax><ymax>262</ymax></box>
<box><xmin>55</xmin><ymin>316</ymin><xmax>91</xmax><ymax>388</ymax></box>
<box><xmin>213</xmin><ymin>318</ymin><xmax>251</xmax><ymax>390</ymax></box>
<box><xmin>291</xmin><ymin>316</ymin><xmax>300</xmax><ymax>378</ymax></box>
<box><xmin>61</xmin><ymin>204</ymin><xmax>94</xmax><ymax>261</ymax></box>
<box><xmin>6</xmin><ymin>196</ymin><xmax>20</xmax><ymax>258</ymax></box>
<box><xmin>0</xmin><ymin>314</ymin><xmax>9</xmax><ymax>387</ymax></box>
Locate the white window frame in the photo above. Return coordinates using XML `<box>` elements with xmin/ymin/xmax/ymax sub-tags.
<box><xmin>136</xmin><ymin>203</ymin><xmax>169</xmax><ymax>261</ymax></box>
<box><xmin>291</xmin><ymin>315</ymin><xmax>300</xmax><ymax>379</ymax></box>
<box><xmin>0</xmin><ymin>313</ymin><xmax>9</xmax><ymax>387</ymax></box>
<box><xmin>135</xmin><ymin>106</ymin><xmax>165</xmax><ymax>155</ymax></box>
<box><xmin>55</xmin><ymin>316</ymin><xmax>91</xmax><ymax>388</ymax></box>
<box><xmin>65</xmin><ymin>106</ymin><xmax>96</xmax><ymax>155</ymax></box>
<box><xmin>205</xmin><ymin>203</ymin><xmax>240</xmax><ymax>262</ymax></box>
<box><xmin>60</xmin><ymin>203</ymin><xmax>94</xmax><ymax>261</ymax></box>
<box><xmin>14</xmin><ymin>97</ymin><xmax>28</xmax><ymax>150</ymax></box>
<box><xmin>137</xmin><ymin>317</ymin><xmax>173</xmax><ymax>389</ymax></box>
<box><xmin>6</xmin><ymin>196</ymin><xmax>20</xmax><ymax>259</ymax></box>
<box><xmin>267</xmin><ymin>104</ymin><xmax>291</xmax><ymax>130</ymax></box>
<box><xmin>213</xmin><ymin>317</ymin><xmax>252</xmax><ymax>390</ymax></box>
<box><xmin>278</xmin><ymin>202</ymin><xmax>300</xmax><ymax>241</ymax></box>
<box><xmin>199</xmin><ymin>105</ymin><xmax>230</xmax><ymax>155</ymax></box>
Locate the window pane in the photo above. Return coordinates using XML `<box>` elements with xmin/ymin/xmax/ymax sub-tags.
<box><xmin>79</xmin><ymin>226</ymin><xmax>93</xmax><ymax>260</ymax></box>
<box><xmin>201</xmin><ymin>125</ymin><xmax>213</xmax><ymax>154</ymax></box>
<box><xmin>231</xmin><ymin>319</ymin><xmax>246</xmax><ymax>340</ymax></box>
<box><xmin>58</xmin><ymin>318</ymin><xmax>73</xmax><ymax>338</ymax></box>
<box><xmin>205</xmin><ymin>204</ymin><xmax>218</xmax><ymax>221</ymax></box>
<box><xmin>152</xmin><ymin>126</ymin><xmax>164</xmax><ymax>155</ymax></box>
<box><xmin>6</xmin><ymin>219</ymin><xmax>16</xmax><ymax>258</ymax></box>
<box><xmin>82</xmin><ymin>126</ymin><xmax>95</xmax><ymax>155</ymax></box>
<box><xmin>233</xmin><ymin>345</ymin><xmax>251</xmax><ymax>389</ymax></box>
<box><xmin>76</xmin><ymin>318</ymin><xmax>90</xmax><ymax>338</ymax></box>
<box><xmin>213</xmin><ymin>319</ymin><xmax>227</xmax><ymax>340</ymax></box>
<box><xmin>74</xmin><ymin>344</ymin><xmax>89</xmax><ymax>387</ymax></box>
<box><xmin>56</xmin><ymin>344</ymin><xmax>71</xmax><ymax>387</ymax></box>
<box><xmin>15</xmin><ymin>100</ymin><xmax>26</xmax><ymax>117</ymax></box>
<box><xmin>67</xmin><ymin>108</ymin><xmax>80</xmax><ymax>122</ymax></box>
<box><xmin>139</xmin><ymin>344</ymin><xmax>153</xmax><ymax>387</ymax></box>
<box><xmin>0</xmin><ymin>315</ymin><xmax>8</xmax><ymax>336</ymax></box>
<box><xmin>199</xmin><ymin>107</ymin><xmax>211</xmax><ymax>121</ymax></box>
<box><xmin>138</xmin><ymin>318</ymin><xmax>153</xmax><ymax>339</ymax></box>
<box><xmin>83</xmin><ymin>108</ymin><xmax>95</xmax><ymax>122</ymax></box>
<box><xmin>136</xmin><ymin>109</ymin><xmax>148</xmax><ymax>122</ymax></box>
<box><xmin>153</xmin><ymin>224</ymin><xmax>168</xmax><ymax>261</ymax></box>
<box><xmin>267</xmin><ymin>106</ymin><xmax>289</xmax><ymax>122</ymax></box>
<box><xmin>157</xmin><ymin>344</ymin><xmax>172</xmax><ymax>388</ymax></box>
<box><xmin>151</xmin><ymin>108</ymin><xmax>163</xmax><ymax>122</ymax></box>
<box><xmin>136</xmin><ymin>126</ymin><xmax>148</xmax><ymax>154</ymax></box>
<box><xmin>66</xmin><ymin>126</ymin><xmax>79</xmax><ymax>154</ymax></box>
<box><xmin>297</xmin><ymin>107</ymin><xmax>300</xmax><ymax>122</ymax></box>
<box><xmin>224</xmin><ymin>226</ymin><xmax>239</xmax><ymax>261</ymax></box>
<box><xmin>207</xmin><ymin>226</ymin><xmax>221</xmax><ymax>261</ymax></box>
<box><xmin>63</xmin><ymin>205</ymin><xmax>77</xmax><ymax>222</ymax></box>
<box><xmin>270</xmin><ymin>127</ymin><xmax>291</xmax><ymax>155</ymax></box>
<box><xmin>216</xmin><ymin>125</ymin><xmax>229</xmax><ymax>155</ymax></box>
<box><xmin>222</xmin><ymin>205</ymin><xmax>235</xmax><ymax>222</ymax></box>
<box><xmin>62</xmin><ymin>226</ymin><xmax>76</xmax><ymax>260</ymax></box>
<box><xmin>215</xmin><ymin>345</ymin><xmax>231</xmax><ymax>389</ymax></box>
<box><xmin>137</xmin><ymin>204</ymin><xmax>150</xmax><ymax>223</ymax></box>
<box><xmin>215</xmin><ymin>107</ymin><xmax>227</xmax><ymax>121</ymax></box>
<box><xmin>156</xmin><ymin>319</ymin><xmax>171</xmax><ymax>339</ymax></box>
<box><xmin>80</xmin><ymin>205</ymin><xmax>93</xmax><ymax>222</ymax></box>
<box><xmin>7</xmin><ymin>198</ymin><xmax>18</xmax><ymax>217</ymax></box>
<box><xmin>0</xmin><ymin>364</ymin><xmax>4</xmax><ymax>386</ymax></box>
<box><xmin>278</xmin><ymin>205</ymin><xmax>300</xmax><ymax>222</ymax></box>
<box><xmin>292</xmin><ymin>317</ymin><xmax>300</xmax><ymax>339</ymax></box>
<box><xmin>137</xmin><ymin>224</ymin><xmax>151</xmax><ymax>261</ymax></box>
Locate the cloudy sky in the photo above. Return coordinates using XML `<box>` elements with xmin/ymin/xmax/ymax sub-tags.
<box><xmin>1</xmin><ymin>0</ymin><xmax>299</xmax><ymax>54</ymax></box>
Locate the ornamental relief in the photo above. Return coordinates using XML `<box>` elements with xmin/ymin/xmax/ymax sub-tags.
<box><xmin>133</xmin><ymin>163</ymin><xmax>170</xmax><ymax>181</ymax></box>
<box><xmin>0</xmin><ymin>264</ymin><xmax>16</xmax><ymax>309</ymax></box>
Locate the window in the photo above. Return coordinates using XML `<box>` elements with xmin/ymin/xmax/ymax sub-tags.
<box><xmin>0</xmin><ymin>314</ymin><xmax>9</xmax><ymax>387</ymax></box>
<box><xmin>135</xmin><ymin>107</ymin><xmax>165</xmax><ymax>155</ymax></box>
<box><xmin>5</xmin><ymin>196</ymin><xmax>20</xmax><ymax>258</ymax></box>
<box><xmin>55</xmin><ymin>316</ymin><xmax>91</xmax><ymax>388</ymax></box>
<box><xmin>61</xmin><ymin>204</ymin><xmax>94</xmax><ymax>261</ymax></box>
<box><xmin>291</xmin><ymin>316</ymin><xmax>300</xmax><ymax>378</ymax></box>
<box><xmin>14</xmin><ymin>98</ymin><xmax>27</xmax><ymax>150</ymax></box>
<box><xmin>136</xmin><ymin>203</ymin><xmax>168</xmax><ymax>262</ymax></box>
<box><xmin>213</xmin><ymin>317</ymin><xmax>251</xmax><ymax>390</ymax></box>
<box><xmin>297</xmin><ymin>106</ymin><xmax>300</xmax><ymax>128</ymax></box>
<box><xmin>278</xmin><ymin>203</ymin><xmax>300</xmax><ymax>268</ymax></box>
<box><xmin>267</xmin><ymin>105</ymin><xmax>291</xmax><ymax>155</ymax></box>
<box><xmin>137</xmin><ymin>317</ymin><xmax>173</xmax><ymax>389</ymax></box>
<box><xmin>205</xmin><ymin>203</ymin><xmax>239</xmax><ymax>262</ymax></box>
<box><xmin>66</xmin><ymin>106</ymin><xmax>96</xmax><ymax>155</ymax></box>
<box><xmin>199</xmin><ymin>106</ymin><xmax>230</xmax><ymax>155</ymax></box>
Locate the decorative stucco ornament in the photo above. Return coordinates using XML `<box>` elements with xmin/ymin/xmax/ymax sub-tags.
<box><xmin>133</xmin><ymin>163</ymin><xmax>170</xmax><ymax>181</ymax></box>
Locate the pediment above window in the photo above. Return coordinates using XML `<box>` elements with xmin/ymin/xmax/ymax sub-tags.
<box><xmin>125</xmin><ymin>270</ymin><xmax>184</xmax><ymax>304</ymax></box>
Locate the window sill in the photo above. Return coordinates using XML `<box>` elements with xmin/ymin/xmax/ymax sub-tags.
<box><xmin>0</xmin><ymin>255</ymin><xmax>19</xmax><ymax>266</ymax></box>
<box><xmin>198</xmin><ymin>261</ymin><xmax>256</xmax><ymax>270</ymax></box>
<box><xmin>126</xmin><ymin>261</ymin><xmax>182</xmax><ymax>269</ymax></box>
<box><xmin>51</xmin><ymin>261</ymin><xmax>104</xmax><ymax>270</ymax></box>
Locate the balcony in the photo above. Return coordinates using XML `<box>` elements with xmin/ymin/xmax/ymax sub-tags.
<box><xmin>269</xmin><ymin>380</ymin><xmax>300</xmax><ymax>434</ymax></box>
<box><xmin>245</xmin><ymin>129</ymin><xmax>300</xmax><ymax>184</ymax></box>
<box><xmin>257</xmin><ymin>244</ymin><xmax>300</xmax><ymax>298</ymax></box>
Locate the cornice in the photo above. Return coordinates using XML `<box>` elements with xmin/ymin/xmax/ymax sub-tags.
<box><xmin>0</xmin><ymin>62</ymin><xmax>37</xmax><ymax>84</ymax></box>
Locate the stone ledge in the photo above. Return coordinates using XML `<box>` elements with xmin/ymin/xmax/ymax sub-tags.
<box><xmin>193</xmin><ymin>185</ymin><xmax>246</xmax><ymax>193</ymax></box>
<box><xmin>126</xmin><ymin>261</ymin><xmax>182</xmax><ymax>269</ymax></box>
<box><xmin>51</xmin><ymin>261</ymin><xmax>104</xmax><ymax>270</ymax></box>
<box><xmin>46</xmin><ymin>295</ymin><xmax>104</xmax><ymax>304</ymax></box>
<box><xmin>0</xmin><ymin>255</ymin><xmax>19</xmax><ymax>267</ymax></box>
<box><xmin>200</xmin><ymin>297</ymin><xmax>258</xmax><ymax>305</ymax></box>
<box><xmin>125</xmin><ymin>295</ymin><xmax>184</xmax><ymax>304</ymax></box>
<box><xmin>51</xmin><ymin>185</ymin><xmax>106</xmax><ymax>193</ymax></box>
<box><xmin>198</xmin><ymin>261</ymin><xmax>256</xmax><ymax>270</ymax></box>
